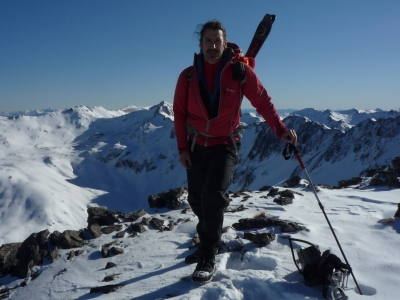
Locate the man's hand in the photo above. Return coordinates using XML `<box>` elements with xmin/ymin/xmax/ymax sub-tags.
<box><xmin>281</xmin><ymin>129</ymin><xmax>297</xmax><ymax>145</ymax></box>
<box><xmin>179</xmin><ymin>151</ymin><xmax>192</xmax><ymax>169</ymax></box>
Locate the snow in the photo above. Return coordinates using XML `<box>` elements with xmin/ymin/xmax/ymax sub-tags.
<box><xmin>0</xmin><ymin>104</ymin><xmax>400</xmax><ymax>299</ymax></box>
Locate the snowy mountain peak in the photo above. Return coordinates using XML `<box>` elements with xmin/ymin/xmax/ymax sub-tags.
<box><xmin>150</xmin><ymin>101</ymin><xmax>174</xmax><ymax>120</ymax></box>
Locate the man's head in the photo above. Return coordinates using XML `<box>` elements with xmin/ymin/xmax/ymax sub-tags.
<box><xmin>196</xmin><ymin>20</ymin><xmax>227</xmax><ymax>64</ymax></box>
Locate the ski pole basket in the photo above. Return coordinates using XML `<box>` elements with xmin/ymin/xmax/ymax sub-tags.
<box><xmin>288</xmin><ymin>237</ymin><xmax>350</xmax><ymax>300</ymax></box>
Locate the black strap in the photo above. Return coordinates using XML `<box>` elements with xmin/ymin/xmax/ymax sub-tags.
<box><xmin>186</xmin><ymin>67</ymin><xmax>194</xmax><ymax>82</ymax></box>
<box><xmin>231</xmin><ymin>61</ymin><xmax>246</xmax><ymax>82</ymax></box>
<box><xmin>282</xmin><ymin>143</ymin><xmax>299</xmax><ymax>160</ymax></box>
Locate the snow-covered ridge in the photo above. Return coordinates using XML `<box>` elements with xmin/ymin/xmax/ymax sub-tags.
<box><xmin>0</xmin><ymin>101</ymin><xmax>399</xmax><ymax>246</ymax></box>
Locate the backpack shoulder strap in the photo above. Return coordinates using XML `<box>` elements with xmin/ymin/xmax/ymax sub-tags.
<box><xmin>232</xmin><ymin>61</ymin><xmax>246</xmax><ymax>82</ymax></box>
<box><xmin>187</xmin><ymin>66</ymin><xmax>194</xmax><ymax>82</ymax></box>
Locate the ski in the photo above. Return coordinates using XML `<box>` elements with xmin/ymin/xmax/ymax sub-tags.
<box><xmin>245</xmin><ymin>14</ymin><xmax>276</xmax><ymax>59</ymax></box>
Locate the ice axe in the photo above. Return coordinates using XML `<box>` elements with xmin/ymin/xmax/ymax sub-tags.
<box><xmin>282</xmin><ymin>143</ymin><xmax>362</xmax><ymax>295</ymax></box>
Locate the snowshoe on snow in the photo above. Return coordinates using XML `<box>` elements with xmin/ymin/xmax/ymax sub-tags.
<box><xmin>288</xmin><ymin>237</ymin><xmax>351</xmax><ymax>300</ymax></box>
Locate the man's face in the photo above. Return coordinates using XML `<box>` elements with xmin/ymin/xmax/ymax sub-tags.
<box><xmin>200</xmin><ymin>29</ymin><xmax>227</xmax><ymax>64</ymax></box>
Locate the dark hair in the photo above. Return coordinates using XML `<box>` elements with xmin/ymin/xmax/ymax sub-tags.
<box><xmin>195</xmin><ymin>20</ymin><xmax>227</xmax><ymax>43</ymax></box>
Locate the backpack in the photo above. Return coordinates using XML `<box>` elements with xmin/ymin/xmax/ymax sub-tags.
<box><xmin>288</xmin><ymin>237</ymin><xmax>352</xmax><ymax>299</ymax></box>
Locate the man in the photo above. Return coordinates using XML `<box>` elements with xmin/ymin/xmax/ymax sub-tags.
<box><xmin>173</xmin><ymin>20</ymin><xmax>297</xmax><ymax>283</ymax></box>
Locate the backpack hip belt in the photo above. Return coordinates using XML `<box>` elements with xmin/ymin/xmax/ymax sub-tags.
<box><xmin>186</xmin><ymin>122</ymin><xmax>243</xmax><ymax>155</ymax></box>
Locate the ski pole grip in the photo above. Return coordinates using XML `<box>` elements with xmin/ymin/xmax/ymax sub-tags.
<box><xmin>282</xmin><ymin>143</ymin><xmax>299</xmax><ymax>159</ymax></box>
<box><xmin>282</xmin><ymin>143</ymin><xmax>306</xmax><ymax>169</ymax></box>
<box><xmin>289</xmin><ymin>144</ymin><xmax>306</xmax><ymax>169</ymax></box>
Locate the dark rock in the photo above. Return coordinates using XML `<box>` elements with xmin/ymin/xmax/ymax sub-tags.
<box><xmin>240</xmin><ymin>195</ymin><xmax>251</xmax><ymax>202</ymax></box>
<box><xmin>101</xmin><ymin>225</ymin><xmax>123</xmax><ymax>235</ymax></box>
<box><xmin>259</xmin><ymin>186</ymin><xmax>272</xmax><ymax>192</ymax></box>
<box><xmin>87</xmin><ymin>207</ymin><xmax>120</xmax><ymax>227</ymax></box>
<box><xmin>49</xmin><ymin>246</ymin><xmax>59</xmax><ymax>262</ymax></box>
<box><xmin>149</xmin><ymin>218</ymin><xmax>166</xmax><ymax>231</ymax></box>
<box><xmin>181</xmin><ymin>207</ymin><xmax>191</xmax><ymax>214</ymax></box>
<box><xmin>243</xmin><ymin>232</ymin><xmax>276</xmax><ymax>246</ymax></box>
<box><xmin>384</xmin><ymin>172</ymin><xmax>400</xmax><ymax>188</ymax></box>
<box><xmin>90</xmin><ymin>284</ymin><xmax>124</xmax><ymax>294</ymax></box>
<box><xmin>67</xmin><ymin>250</ymin><xmax>84</xmax><ymax>260</ymax></box>
<box><xmin>148</xmin><ymin>187</ymin><xmax>187</xmax><ymax>209</ymax></box>
<box><xmin>359</xmin><ymin>157</ymin><xmax>400</xmax><ymax>188</ymax></box>
<box><xmin>54</xmin><ymin>268</ymin><xmax>67</xmax><ymax>277</ymax></box>
<box><xmin>286</xmin><ymin>176</ymin><xmax>301</xmax><ymax>187</ymax></box>
<box><xmin>232</xmin><ymin>217</ymin><xmax>307</xmax><ymax>233</ymax></box>
<box><xmin>338</xmin><ymin>177</ymin><xmax>362</xmax><ymax>188</ymax></box>
<box><xmin>0</xmin><ymin>230</ymin><xmax>62</xmax><ymax>279</ymax></box>
<box><xmin>0</xmin><ymin>243</ymin><xmax>21</xmax><ymax>275</ymax></box>
<box><xmin>104</xmin><ymin>274</ymin><xmax>120</xmax><ymax>282</ymax></box>
<box><xmin>370</xmin><ymin>177</ymin><xmax>384</xmax><ymax>186</ymax></box>
<box><xmin>49</xmin><ymin>230</ymin><xmax>84</xmax><ymax>249</ymax></box>
<box><xmin>116</xmin><ymin>231</ymin><xmax>126</xmax><ymax>238</ymax></box>
<box><xmin>105</xmin><ymin>262</ymin><xmax>117</xmax><ymax>269</ymax></box>
<box><xmin>79</xmin><ymin>228</ymin><xmax>94</xmax><ymax>240</ymax></box>
<box><xmin>130</xmin><ymin>223</ymin><xmax>146</xmax><ymax>233</ymax></box>
<box><xmin>31</xmin><ymin>270</ymin><xmax>41</xmax><ymax>280</ymax></box>
<box><xmin>141</xmin><ymin>217</ymin><xmax>151</xmax><ymax>226</ymax></box>
<box><xmin>274</xmin><ymin>197</ymin><xmax>293</xmax><ymax>206</ymax></box>
<box><xmin>88</xmin><ymin>224</ymin><xmax>102</xmax><ymax>239</ymax></box>
<box><xmin>279</xmin><ymin>190</ymin><xmax>295</xmax><ymax>199</ymax></box>
<box><xmin>122</xmin><ymin>209</ymin><xmax>147</xmax><ymax>222</ymax></box>
<box><xmin>280</xmin><ymin>223</ymin><xmax>299</xmax><ymax>233</ymax></box>
<box><xmin>267</xmin><ymin>188</ymin><xmax>279</xmax><ymax>197</ymax></box>
<box><xmin>101</xmin><ymin>242</ymin><xmax>116</xmax><ymax>258</ymax></box>
<box><xmin>67</xmin><ymin>251</ymin><xmax>75</xmax><ymax>260</ymax></box>
<box><xmin>15</xmin><ymin>229</ymin><xmax>51</xmax><ymax>278</ymax></box>
<box><xmin>110</xmin><ymin>247</ymin><xmax>124</xmax><ymax>256</ymax></box>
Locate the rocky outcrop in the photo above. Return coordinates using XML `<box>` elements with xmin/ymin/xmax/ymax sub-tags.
<box><xmin>49</xmin><ymin>230</ymin><xmax>84</xmax><ymax>249</ymax></box>
<box><xmin>337</xmin><ymin>157</ymin><xmax>400</xmax><ymax>188</ymax></box>
<box><xmin>148</xmin><ymin>187</ymin><xmax>187</xmax><ymax>209</ymax></box>
<box><xmin>0</xmin><ymin>243</ymin><xmax>21</xmax><ymax>276</ymax></box>
<box><xmin>337</xmin><ymin>177</ymin><xmax>362</xmax><ymax>188</ymax></box>
<box><xmin>363</xmin><ymin>157</ymin><xmax>400</xmax><ymax>188</ymax></box>
<box><xmin>232</xmin><ymin>216</ymin><xmax>308</xmax><ymax>233</ymax></box>
<box><xmin>87</xmin><ymin>207</ymin><xmax>147</xmax><ymax>227</ymax></box>
<box><xmin>0</xmin><ymin>230</ymin><xmax>59</xmax><ymax>279</ymax></box>
<box><xmin>0</xmin><ymin>207</ymin><xmax>148</xmax><ymax>282</ymax></box>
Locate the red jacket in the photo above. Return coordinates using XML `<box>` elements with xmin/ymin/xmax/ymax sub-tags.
<box><xmin>173</xmin><ymin>52</ymin><xmax>288</xmax><ymax>154</ymax></box>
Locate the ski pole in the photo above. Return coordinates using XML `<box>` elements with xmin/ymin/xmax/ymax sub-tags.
<box><xmin>282</xmin><ymin>143</ymin><xmax>363</xmax><ymax>295</ymax></box>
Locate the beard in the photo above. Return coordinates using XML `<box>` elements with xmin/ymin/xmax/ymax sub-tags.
<box><xmin>205</xmin><ymin>49</ymin><xmax>222</xmax><ymax>63</ymax></box>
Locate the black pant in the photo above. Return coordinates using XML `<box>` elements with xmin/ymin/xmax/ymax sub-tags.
<box><xmin>187</xmin><ymin>143</ymin><xmax>239</xmax><ymax>259</ymax></box>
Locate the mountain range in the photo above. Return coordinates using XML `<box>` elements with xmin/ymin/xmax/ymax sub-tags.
<box><xmin>1</xmin><ymin>102</ymin><xmax>399</xmax><ymax>246</ymax></box>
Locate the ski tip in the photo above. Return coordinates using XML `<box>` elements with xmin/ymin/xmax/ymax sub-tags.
<box><xmin>263</xmin><ymin>14</ymin><xmax>276</xmax><ymax>24</ymax></box>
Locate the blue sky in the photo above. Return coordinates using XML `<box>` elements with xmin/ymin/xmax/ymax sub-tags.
<box><xmin>1</xmin><ymin>0</ymin><xmax>399</xmax><ymax>112</ymax></box>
